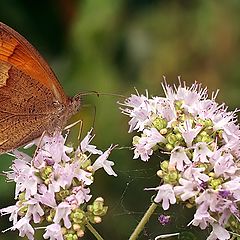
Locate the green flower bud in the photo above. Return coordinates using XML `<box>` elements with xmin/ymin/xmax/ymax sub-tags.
<box><xmin>173</xmin><ymin>126</ymin><xmax>180</xmax><ymax>133</ymax></box>
<box><xmin>202</xmin><ymin>135</ymin><xmax>212</xmax><ymax>143</ymax></box>
<box><xmin>210</xmin><ymin>178</ymin><xmax>222</xmax><ymax>189</ymax></box>
<box><xmin>46</xmin><ymin>209</ymin><xmax>55</xmax><ymax>222</ymax></box>
<box><xmin>65</xmin><ymin>233</ymin><xmax>78</xmax><ymax>240</ymax></box>
<box><xmin>132</xmin><ymin>136</ymin><xmax>140</xmax><ymax>145</ymax></box>
<box><xmin>91</xmin><ymin>198</ymin><xmax>108</xmax><ymax>216</ymax></box>
<box><xmin>152</xmin><ymin>118</ymin><xmax>167</xmax><ymax>130</ymax></box>
<box><xmin>163</xmin><ymin>175</ymin><xmax>170</xmax><ymax>183</ymax></box>
<box><xmin>71</xmin><ymin>209</ymin><xmax>85</xmax><ymax>224</ymax></box>
<box><xmin>200</xmin><ymin>131</ymin><xmax>208</xmax><ymax>137</ymax></box>
<box><xmin>194</xmin><ymin>135</ymin><xmax>202</xmax><ymax>143</ymax></box>
<box><xmin>56</xmin><ymin>189</ymin><xmax>70</xmax><ymax>201</ymax></box>
<box><xmin>160</xmin><ymin>160</ymin><xmax>169</xmax><ymax>171</ymax></box>
<box><xmin>167</xmin><ymin>133</ymin><xmax>177</xmax><ymax>145</ymax></box>
<box><xmin>165</xmin><ymin>143</ymin><xmax>174</xmax><ymax>151</ymax></box>
<box><xmin>168</xmin><ymin>170</ymin><xmax>178</xmax><ymax>183</ymax></box>
<box><xmin>204</xmin><ymin>126</ymin><xmax>213</xmax><ymax>135</ymax></box>
<box><xmin>41</xmin><ymin>166</ymin><xmax>53</xmax><ymax>180</ymax></box>
<box><xmin>175</xmin><ymin>133</ymin><xmax>183</xmax><ymax>141</ymax></box>
<box><xmin>61</xmin><ymin>227</ymin><xmax>67</xmax><ymax>235</ymax></box>
<box><xmin>160</xmin><ymin>128</ymin><xmax>168</xmax><ymax>135</ymax></box>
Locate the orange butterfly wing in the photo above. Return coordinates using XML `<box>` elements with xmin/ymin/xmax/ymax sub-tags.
<box><xmin>0</xmin><ymin>22</ymin><xmax>69</xmax><ymax>152</ymax></box>
<box><xmin>0</xmin><ymin>22</ymin><xmax>67</xmax><ymax>104</ymax></box>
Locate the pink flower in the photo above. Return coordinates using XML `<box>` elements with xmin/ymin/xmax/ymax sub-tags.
<box><xmin>10</xmin><ymin>159</ymin><xmax>39</xmax><ymax>199</ymax></box>
<box><xmin>207</xmin><ymin>223</ymin><xmax>230</xmax><ymax>240</ymax></box>
<box><xmin>1</xmin><ymin>129</ymin><xmax>116</xmax><ymax>240</ymax></box>
<box><xmin>133</xmin><ymin>128</ymin><xmax>166</xmax><ymax>161</ymax></box>
<box><xmin>120</xmin><ymin>92</ymin><xmax>151</xmax><ymax>132</ymax></box>
<box><xmin>80</xmin><ymin>129</ymin><xmax>102</xmax><ymax>155</ymax></box>
<box><xmin>174</xmin><ymin>178</ymin><xmax>199</xmax><ymax>201</ymax></box>
<box><xmin>192</xmin><ymin>142</ymin><xmax>213</xmax><ymax>163</ymax></box>
<box><xmin>53</xmin><ymin>202</ymin><xmax>72</xmax><ymax>229</ymax></box>
<box><xmin>50</xmin><ymin>163</ymin><xmax>74</xmax><ymax>192</ymax></box>
<box><xmin>222</xmin><ymin>178</ymin><xmax>240</xmax><ymax>201</ymax></box>
<box><xmin>43</xmin><ymin>223</ymin><xmax>63</xmax><ymax>240</ymax></box>
<box><xmin>37</xmin><ymin>184</ymin><xmax>57</xmax><ymax>208</ymax></box>
<box><xmin>0</xmin><ymin>205</ymin><xmax>19</xmax><ymax>226</ymax></box>
<box><xmin>192</xmin><ymin>204</ymin><xmax>213</xmax><ymax>229</ymax></box>
<box><xmin>25</xmin><ymin>199</ymin><xmax>44</xmax><ymax>223</ymax></box>
<box><xmin>92</xmin><ymin>145</ymin><xmax>117</xmax><ymax>176</ymax></box>
<box><xmin>66</xmin><ymin>186</ymin><xmax>92</xmax><ymax>207</ymax></box>
<box><xmin>169</xmin><ymin>146</ymin><xmax>191</xmax><ymax>171</ymax></box>
<box><xmin>12</xmin><ymin>217</ymin><xmax>34</xmax><ymax>240</ymax></box>
<box><xmin>183</xmin><ymin>165</ymin><xmax>209</xmax><ymax>183</ymax></box>
<box><xmin>145</xmin><ymin>184</ymin><xmax>176</xmax><ymax>210</ymax></box>
<box><xmin>179</xmin><ymin>119</ymin><xmax>202</xmax><ymax>147</ymax></box>
<box><xmin>213</xmin><ymin>152</ymin><xmax>237</xmax><ymax>178</ymax></box>
<box><xmin>40</xmin><ymin>133</ymin><xmax>73</xmax><ymax>163</ymax></box>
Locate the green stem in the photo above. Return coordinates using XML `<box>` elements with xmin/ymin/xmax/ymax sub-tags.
<box><xmin>86</xmin><ymin>221</ymin><xmax>104</xmax><ymax>240</ymax></box>
<box><xmin>129</xmin><ymin>202</ymin><xmax>158</xmax><ymax>240</ymax></box>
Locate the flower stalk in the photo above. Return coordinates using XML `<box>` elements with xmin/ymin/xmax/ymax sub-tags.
<box><xmin>129</xmin><ymin>202</ymin><xmax>158</xmax><ymax>240</ymax></box>
<box><xmin>86</xmin><ymin>221</ymin><xmax>105</xmax><ymax>240</ymax></box>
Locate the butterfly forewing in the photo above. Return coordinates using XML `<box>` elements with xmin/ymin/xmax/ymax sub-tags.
<box><xmin>0</xmin><ymin>22</ymin><xmax>70</xmax><ymax>153</ymax></box>
<box><xmin>0</xmin><ymin>22</ymin><xmax>67</xmax><ymax>104</ymax></box>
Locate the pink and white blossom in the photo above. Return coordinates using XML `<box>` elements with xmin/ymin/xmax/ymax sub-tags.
<box><xmin>1</xmin><ymin>130</ymin><xmax>116</xmax><ymax>240</ymax></box>
<box><xmin>145</xmin><ymin>184</ymin><xmax>176</xmax><ymax>210</ymax></box>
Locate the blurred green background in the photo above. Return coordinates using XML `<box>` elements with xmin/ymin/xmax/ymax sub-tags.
<box><xmin>0</xmin><ymin>1</ymin><xmax>240</xmax><ymax>239</ymax></box>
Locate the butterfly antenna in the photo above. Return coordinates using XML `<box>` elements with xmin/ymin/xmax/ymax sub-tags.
<box><xmin>75</xmin><ymin>91</ymin><xmax>126</xmax><ymax>99</ymax></box>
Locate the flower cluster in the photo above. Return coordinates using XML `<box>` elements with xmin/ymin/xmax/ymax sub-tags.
<box><xmin>120</xmin><ymin>82</ymin><xmax>240</xmax><ymax>239</ymax></box>
<box><xmin>1</xmin><ymin>130</ymin><xmax>117</xmax><ymax>240</ymax></box>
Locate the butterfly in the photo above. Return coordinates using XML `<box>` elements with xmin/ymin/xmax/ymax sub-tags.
<box><xmin>0</xmin><ymin>22</ymin><xmax>81</xmax><ymax>153</ymax></box>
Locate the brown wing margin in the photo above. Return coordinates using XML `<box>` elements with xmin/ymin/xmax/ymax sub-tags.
<box><xmin>0</xmin><ymin>22</ymin><xmax>67</xmax><ymax>104</ymax></box>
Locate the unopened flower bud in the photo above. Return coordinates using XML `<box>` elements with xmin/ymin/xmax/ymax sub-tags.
<box><xmin>95</xmin><ymin>197</ymin><xmax>104</xmax><ymax>203</ymax></box>
<box><xmin>160</xmin><ymin>128</ymin><xmax>168</xmax><ymax>135</ymax></box>
<box><xmin>160</xmin><ymin>160</ymin><xmax>169</xmax><ymax>171</ymax></box>
<box><xmin>77</xmin><ymin>229</ymin><xmax>85</xmax><ymax>237</ymax></box>
<box><xmin>41</xmin><ymin>166</ymin><xmax>53</xmax><ymax>180</ymax></box>
<box><xmin>61</xmin><ymin>227</ymin><xmax>67</xmax><ymax>235</ymax></box>
<box><xmin>132</xmin><ymin>136</ymin><xmax>140</xmax><ymax>145</ymax></box>
<box><xmin>210</xmin><ymin>178</ymin><xmax>222</xmax><ymax>189</ymax></box>
<box><xmin>157</xmin><ymin>170</ymin><xmax>163</xmax><ymax>177</ymax></box>
<box><xmin>152</xmin><ymin>118</ymin><xmax>167</xmax><ymax>130</ymax></box>
<box><xmin>167</xmin><ymin>133</ymin><xmax>177</xmax><ymax>145</ymax></box>
<box><xmin>175</xmin><ymin>133</ymin><xmax>182</xmax><ymax>141</ymax></box>
<box><xmin>73</xmin><ymin>224</ymin><xmax>81</xmax><ymax>231</ymax></box>
<box><xmin>165</xmin><ymin>143</ymin><xmax>174</xmax><ymax>151</ymax></box>
<box><xmin>86</xmin><ymin>166</ymin><xmax>93</xmax><ymax>172</ymax></box>
<box><xmin>71</xmin><ymin>209</ymin><xmax>85</xmax><ymax>224</ymax></box>
<box><xmin>94</xmin><ymin>216</ymin><xmax>102</xmax><ymax>223</ymax></box>
<box><xmin>168</xmin><ymin>171</ymin><xmax>178</xmax><ymax>183</ymax></box>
